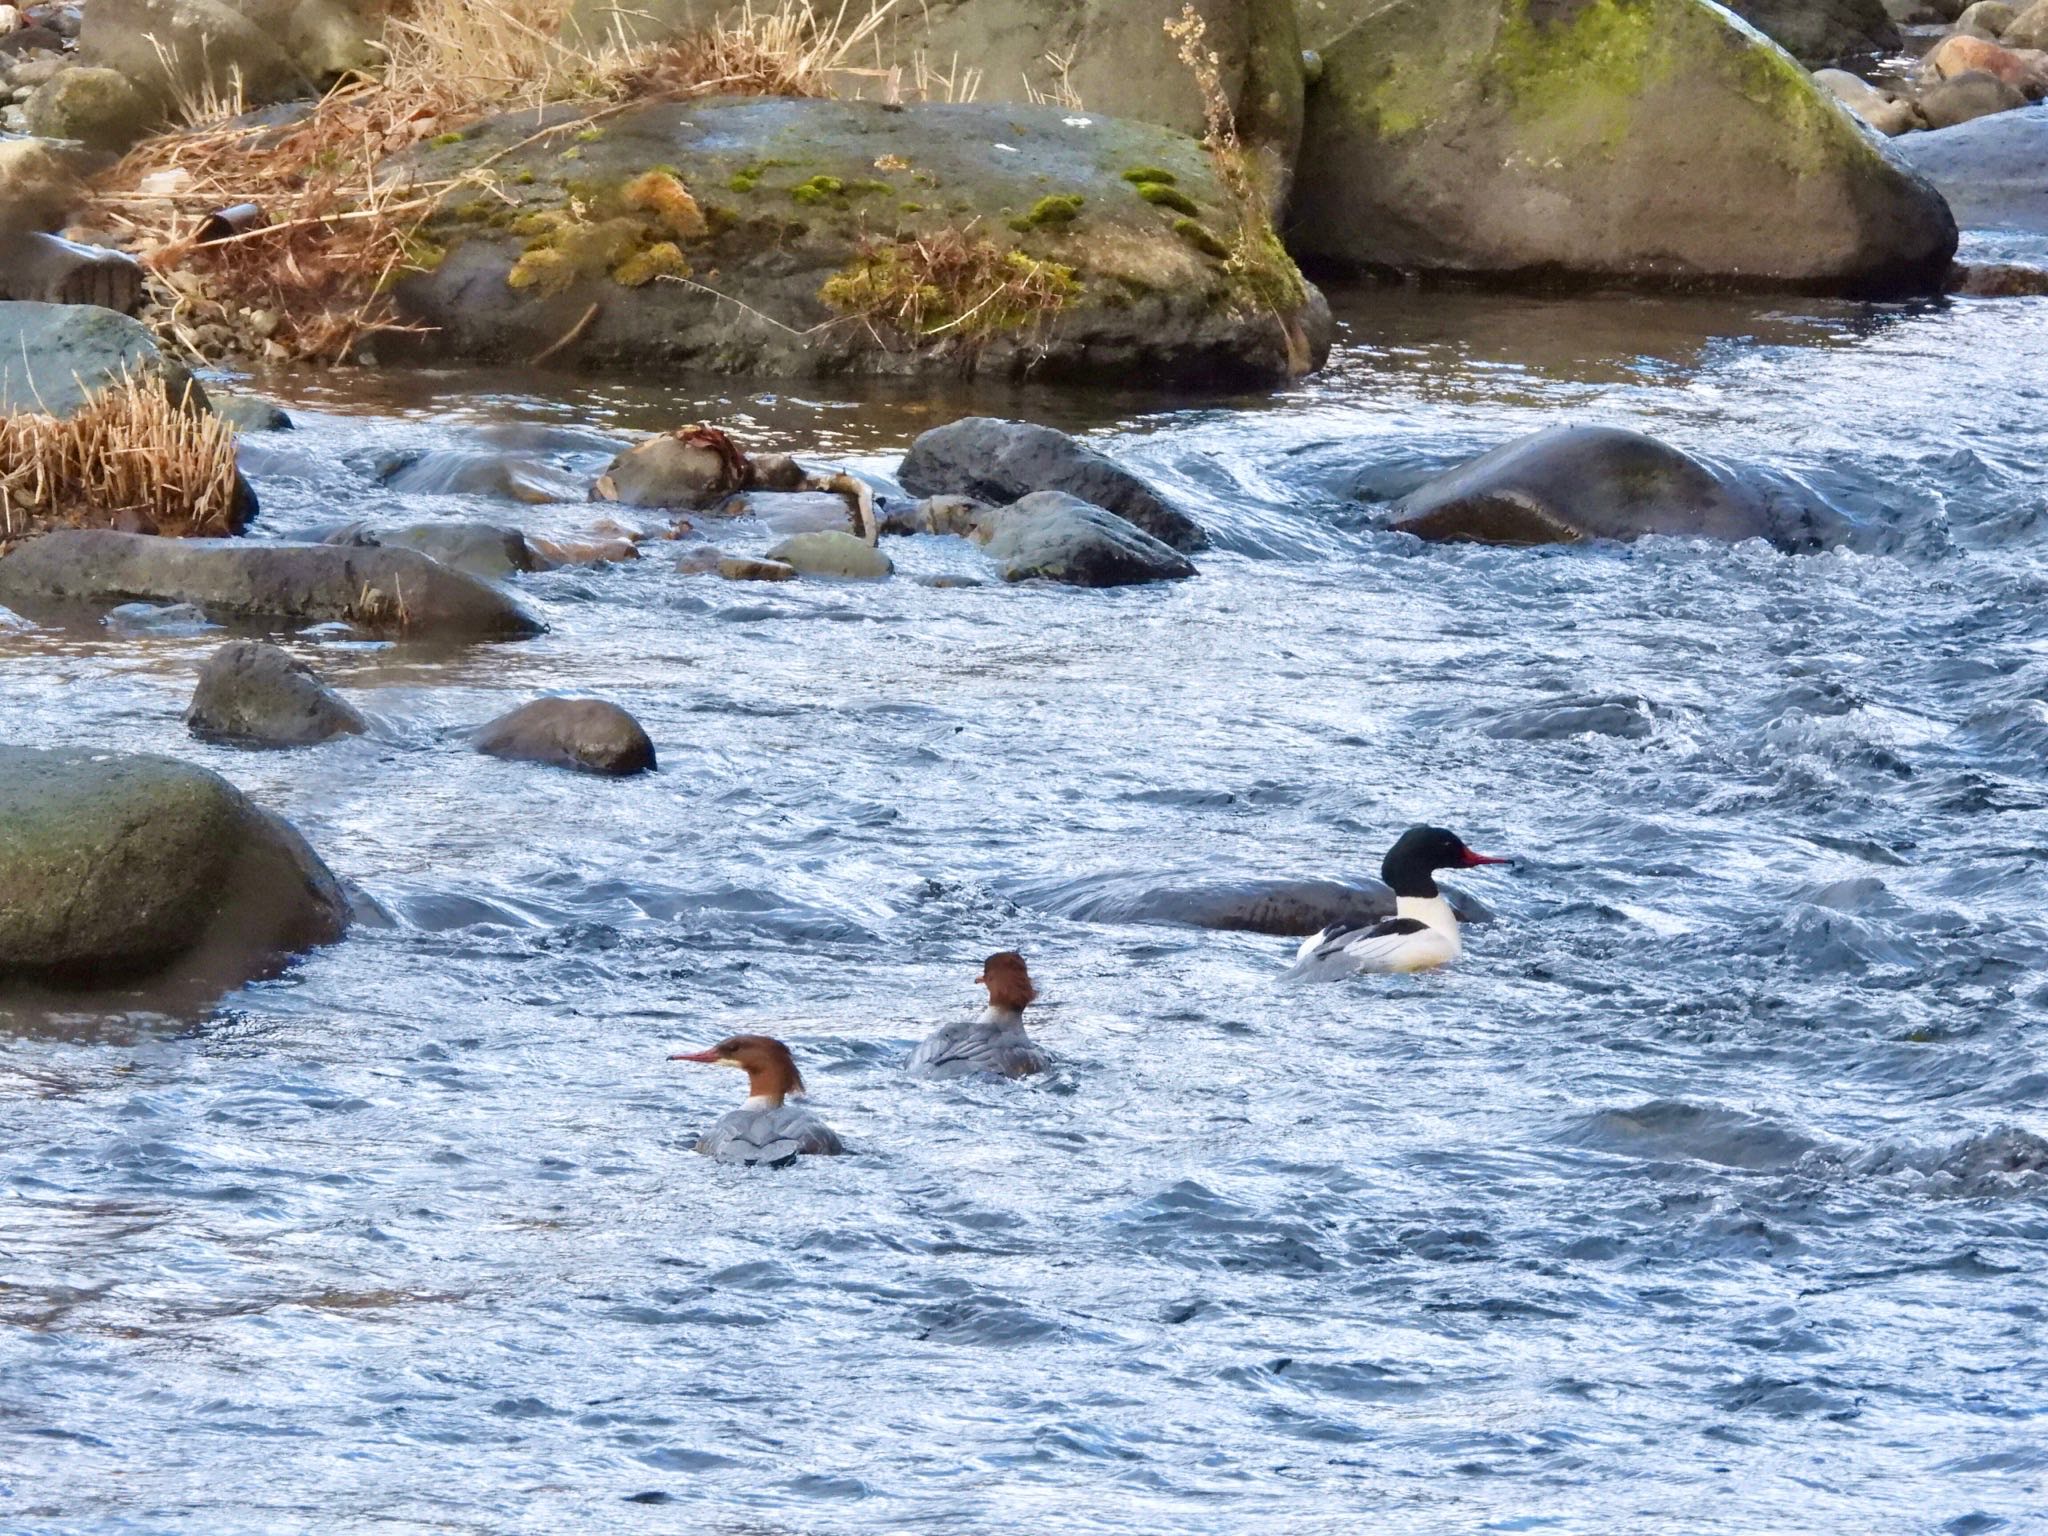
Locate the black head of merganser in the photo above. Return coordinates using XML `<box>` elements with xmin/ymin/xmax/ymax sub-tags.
<box><xmin>976</xmin><ymin>951</ymin><xmax>1038</xmax><ymax>1014</ymax></box>
<box><xmin>1380</xmin><ymin>825</ymin><xmax>1511</xmax><ymax>898</ymax></box>
<box><xmin>669</xmin><ymin>1033</ymin><xmax>806</xmax><ymax>1106</ymax></box>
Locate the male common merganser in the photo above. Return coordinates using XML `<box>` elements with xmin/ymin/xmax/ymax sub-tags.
<box><xmin>669</xmin><ymin>1034</ymin><xmax>845</xmax><ymax>1165</ymax></box>
<box><xmin>908</xmin><ymin>951</ymin><xmax>1051</xmax><ymax>1079</ymax></box>
<box><xmin>1286</xmin><ymin>826</ymin><xmax>1510</xmax><ymax>979</ymax></box>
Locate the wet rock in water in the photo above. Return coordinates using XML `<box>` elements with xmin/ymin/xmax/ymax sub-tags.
<box><xmin>1921</xmin><ymin>31</ymin><xmax>2047</xmax><ymax>91</ymax></box>
<box><xmin>1891</xmin><ymin>100</ymin><xmax>2048</xmax><ymax>227</ymax></box>
<box><xmin>22</xmin><ymin>66</ymin><xmax>153</xmax><ymax>152</ymax></box>
<box><xmin>396</xmin><ymin>99</ymin><xmax>1327</xmax><ymax>388</ymax></box>
<box><xmin>0</xmin><ymin>744</ymin><xmax>349</xmax><ymax>998</ymax></box>
<box><xmin>78</xmin><ymin>0</ymin><xmax>378</xmax><ymax>112</ymax></box>
<box><xmin>716</xmin><ymin>556</ymin><xmax>797</xmax><ymax>582</ymax></box>
<box><xmin>378</xmin><ymin>448</ymin><xmax>587</xmax><ymax>504</ymax></box>
<box><xmin>210</xmin><ymin>392</ymin><xmax>292</xmax><ymax>432</ymax></box>
<box><xmin>764</xmin><ymin>530</ymin><xmax>892</xmax><ymax>581</ymax></box>
<box><xmin>0</xmin><ymin>231</ymin><xmax>145</xmax><ymax>312</ymax></box>
<box><xmin>1724</xmin><ymin>0</ymin><xmax>1900</xmax><ymax>63</ymax></box>
<box><xmin>897</xmin><ymin>418</ymin><xmax>1206</xmax><ymax>552</ymax></box>
<box><xmin>0</xmin><ymin>531</ymin><xmax>545</xmax><ymax>639</ymax></box>
<box><xmin>747</xmin><ymin>452</ymin><xmax>809</xmax><ymax>492</ymax></box>
<box><xmin>528</xmin><ymin>533</ymin><xmax>639</xmax><ymax>568</ymax></box>
<box><xmin>978</xmin><ymin>492</ymin><xmax>1198</xmax><ymax>587</ymax></box>
<box><xmin>1290</xmin><ymin>0</ymin><xmax>1958</xmax><ymax>295</ymax></box>
<box><xmin>881</xmin><ymin>494</ymin><xmax>995</xmax><ymax>537</ymax></box>
<box><xmin>730</xmin><ymin>491</ymin><xmax>858</xmax><ymax>537</ymax></box>
<box><xmin>0</xmin><ymin>300</ymin><xmax>208</xmax><ymax>418</ymax></box>
<box><xmin>186</xmin><ymin>639</ymin><xmax>366</xmax><ymax>748</ymax></box>
<box><xmin>1916</xmin><ymin>69</ymin><xmax>2030</xmax><ymax>128</ymax></box>
<box><xmin>321</xmin><ymin>521</ymin><xmax>540</xmax><ymax>581</ymax></box>
<box><xmin>101</xmin><ymin>600</ymin><xmax>218</xmax><ymax>634</ymax></box>
<box><xmin>1389</xmin><ymin>425</ymin><xmax>1852</xmax><ymax>551</ymax></box>
<box><xmin>474</xmin><ymin>697</ymin><xmax>656</xmax><ymax>777</ymax></box>
<box><xmin>576</xmin><ymin>0</ymin><xmax>1305</xmax><ymax>199</ymax></box>
<box><xmin>1814</xmin><ymin>68</ymin><xmax>1920</xmax><ymax>133</ymax></box>
<box><xmin>593</xmin><ymin>425</ymin><xmax>751</xmax><ymax>509</ymax></box>
<box><xmin>1947</xmin><ymin>258</ymin><xmax>2048</xmax><ymax>292</ymax></box>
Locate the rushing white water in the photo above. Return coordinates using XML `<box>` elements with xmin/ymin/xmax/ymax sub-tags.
<box><xmin>3</xmin><ymin>285</ymin><xmax>2047</xmax><ymax>1533</ymax></box>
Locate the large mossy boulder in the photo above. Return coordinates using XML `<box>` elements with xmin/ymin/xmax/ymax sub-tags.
<box><xmin>1723</xmin><ymin>0</ymin><xmax>1900</xmax><ymax>64</ymax></box>
<box><xmin>0</xmin><ymin>745</ymin><xmax>349</xmax><ymax>1000</ymax></box>
<box><xmin>78</xmin><ymin>0</ymin><xmax>378</xmax><ymax>112</ymax></box>
<box><xmin>1388</xmin><ymin>425</ymin><xmax>1853</xmax><ymax>550</ymax></box>
<box><xmin>1892</xmin><ymin>104</ymin><xmax>2048</xmax><ymax>231</ymax></box>
<box><xmin>1289</xmin><ymin>0</ymin><xmax>1957</xmax><ymax>295</ymax></box>
<box><xmin>0</xmin><ymin>530</ymin><xmax>544</xmax><ymax>639</ymax></box>
<box><xmin>572</xmin><ymin>0</ymin><xmax>1305</xmax><ymax>197</ymax></box>
<box><xmin>394</xmin><ymin>98</ymin><xmax>1328</xmax><ymax>387</ymax></box>
<box><xmin>0</xmin><ymin>301</ymin><xmax>206</xmax><ymax>419</ymax></box>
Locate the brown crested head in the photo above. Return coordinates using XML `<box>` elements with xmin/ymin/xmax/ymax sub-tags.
<box><xmin>668</xmin><ymin>1033</ymin><xmax>805</xmax><ymax>1105</ymax></box>
<box><xmin>975</xmin><ymin>951</ymin><xmax>1037</xmax><ymax>1012</ymax></box>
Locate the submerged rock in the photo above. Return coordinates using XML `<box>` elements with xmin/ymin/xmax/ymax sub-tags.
<box><xmin>1891</xmin><ymin>103</ymin><xmax>2048</xmax><ymax>230</ymax></box>
<box><xmin>377</xmin><ymin>448</ymin><xmax>587</xmax><ymax>504</ymax></box>
<box><xmin>473</xmin><ymin>697</ymin><xmax>656</xmax><ymax>777</ymax></box>
<box><xmin>186</xmin><ymin>639</ymin><xmax>366</xmax><ymax>747</ymax></box>
<box><xmin>897</xmin><ymin>417</ymin><xmax>1206</xmax><ymax>552</ymax></box>
<box><xmin>396</xmin><ymin>99</ymin><xmax>1327</xmax><ymax>388</ymax></box>
<box><xmin>0</xmin><ymin>744</ymin><xmax>349</xmax><ymax>998</ymax></box>
<box><xmin>1389</xmin><ymin>425</ymin><xmax>1852</xmax><ymax>550</ymax></box>
<box><xmin>1290</xmin><ymin>0</ymin><xmax>1957</xmax><ymax>295</ymax></box>
<box><xmin>0</xmin><ymin>530</ymin><xmax>544</xmax><ymax>639</ymax></box>
<box><xmin>764</xmin><ymin>530</ymin><xmax>892</xmax><ymax>580</ymax></box>
<box><xmin>979</xmin><ymin>492</ymin><xmax>1198</xmax><ymax>586</ymax></box>
<box><xmin>0</xmin><ymin>300</ymin><xmax>207</xmax><ymax>418</ymax></box>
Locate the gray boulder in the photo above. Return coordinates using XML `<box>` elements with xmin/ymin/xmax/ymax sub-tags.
<box><xmin>1724</xmin><ymin>0</ymin><xmax>1900</xmax><ymax>62</ymax></box>
<box><xmin>1389</xmin><ymin>425</ymin><xmax>1851</xmax><ymax>551</ymax></box>
<box><xmin>322</xmin><ymin>520</ymin><xmax>540</xmax><ymax>581</ymax></box>
<box><xmin>1916</xmin><ymin>70</ymin><xmax>2029</xmax><ymax>131</ymax></box>
<box><xmin>0</xmin><ymin>744</ymin><xmax>348</xmax><ymax>997</ymax></box>
<box><xmin>186</xmin><ymin>639</ymin><xmax>367</xmax><ymax>747</ymax></box>
<box><xmin>897</xmin><ymin>417</ymin><xmax>1206</xmax><ymax>552</ymax></box>
<box><xmin>0</xmin><ymin>232</ymin><xmax>147</xmax><ymax>312</ymax></box>
<box><xmin>0</xmin><ymin>301</ymin><xmax>207</xmax><ymax>418</ymax></box>
<box><xmin>474</xmin><ymin>697</ymin><xmax>656</xmax><ymax>777</ymax></box>
<box><xmin>79</xmin><ymin>0</ymin><xmax>378</xmax><ymax>110</ymax></box>
<box><xmin>22</xmin><ymin>66</ymin><xmax>155</xmax><ymax>152</ymax></box>
<box><xmin>397</xmin><ymin>99</ymin><xmax>1327</xmax><ymax>389</ymax></box>
<box><xmin>1891</xmin><ymin>103</ymin><xmax>2048</xmax><ymax>229</ymax></box>
<box><xmin>980</xmin><ymin>491</ymin><xmax>1198</xmax><ymax>585</ymax></box>
<box><xmin>1290</xmin><ymin>0</ymin><xmax>1957</xmax><ymax>295</ymax></box>
<box><xmin>210</xmin><ymin>393</ymin><xmax>293</xmax><ymax>431</ymax></box>
<box><xmin>0</xmin><ymin>530</ymin><xmax>544</xmax><ymax>639</ymax></box>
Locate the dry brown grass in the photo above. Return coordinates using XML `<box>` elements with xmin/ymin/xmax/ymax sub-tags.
<box><xmin>83</xmin><ymin>0</ymin><xmax>914</xmax><ymax>364</ymax></box>
<box><xmin>819</xmin><ymin>226</ymin><xmax>1080</xmax><ymax>342</ymax></box>
<box><xmin>0</xmin><ymin>375</ymin><xmax>243</xmax><ymax>549</ymax></box>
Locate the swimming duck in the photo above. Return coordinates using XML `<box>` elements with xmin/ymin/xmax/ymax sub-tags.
<box><xmin>1286</xmin><ymin>826</ymin><xmax>1510</xmax><ymax>979</ymax></box>
<box><xmin>908</xmin><ymin>951</ymin><xmax>1051</xmax><ymax>1080</ymax></box>
<box><xmin>669</xmin><ymin>1034</ymin><xmax>844</xmax><ymax>1165</ymax></box>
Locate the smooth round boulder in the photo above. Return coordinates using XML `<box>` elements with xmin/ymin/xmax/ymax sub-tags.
<box><xmin>0</xmin><ymin>745</ymin><xmax>349</xmax><ymax>997</ymax></box>
<box><xmin>1917</xmin><ymin>69</ymin><xmax>2029</xmax><ymax>128</ymax></box>
<box><xmin>1922</xmin><ymin>32</ymin><xmax>2047</xmax><ymax>89</ymax></box>
<box><xmin>186</xmin><ymin>639</ymin><xmax>366</xmax><ymax>748</ymax></box>
<box><xmin>1389</xmin><ymin>425</ymin><xmax>1851</xmax><ymax>551</ymax></box>
<box><xmin>2009</xmin><ymin>0</ymin><xmax>2048</xmax><ymax>49</ymax></box>
<box><xmin>473</xmin><ymin>697</ymin><xmax>655</xmax><ymax>777</ymax></box>
<box><xmin>979</xmin><ymin>491</ymin><xmax>1198</xmax><ymax>587</ymax></box>
<box><xmin>897</xmin><ymin>418</ymin><xmax>1206</xmax><ymax>552</ymax></box>
<box><xmin>23</xmin><ymin>66</ymin><xmax>154</xmax><ymax>152</ymax></box>
<box><xmin>1953</xmin><ymin>0</ymin><xmax>2018</xmax><ymax>36</ymax></box>
<box><xmin>764</xmin><ymin>530</ymin><xmax>892</xmax><ymax>580</ymax></box>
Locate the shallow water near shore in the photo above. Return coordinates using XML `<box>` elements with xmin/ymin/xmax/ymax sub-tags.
<box><xmin>4</xmin><ymin>280</ymin><xmax>2048</xmax><ymax>1533</ymax></box>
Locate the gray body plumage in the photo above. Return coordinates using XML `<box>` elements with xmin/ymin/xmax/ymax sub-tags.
<box><xmin>695</xmin><ymin>1103</ymin><xmax>844</xmax><ymax>1166</ymax></box>
<box><xmin>908</xmin><ymin>1010</ymin><xmax>1050</xmax><ymax>1080</ymax></box>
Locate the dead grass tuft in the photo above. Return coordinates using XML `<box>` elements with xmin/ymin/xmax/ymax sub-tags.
<box><xmin>0</xmin><ymin>375</ymin><xmax>244</xmax><ymax>549</ymax></box>
<box><xmin>820</xmin><ymin>226</ymin><xmax>1079</xmax><ymax>342</ymax></box>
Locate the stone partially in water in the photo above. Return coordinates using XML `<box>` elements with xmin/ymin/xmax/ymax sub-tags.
<box><xmin>186</xmin><ymin>639</ymin><xmax>367</xmax><ymax>748</ymax></box>
<box><xmin>898</xmin><ymin>417</ymin><xmax>1207</xmax><ymax>553</ymax></box>
<box><xmin>1723</xmin><ymin>0</ymin><xmax>1900</xmax><ymax>63</ymax></box>
<box><xmin>1389</xmin><ymin>425</ymin><xmax>1852</xmax><ymax>550</ymax></box>
<box><xmin>377</xmin><ymin>448</ymin><xmax>587</xmax><ymax>505</ymax></box>
<box><xmin>1916</xmin><ymin>69</ymin><xmax>2029</xmax><ymax>129</ymax></box>
<box><xmin>474</xmin><ymin>697</ymin><xmax>657</xmax><ymax>777</ymax></box>
<box><xmin>593</xmin><ymin>427</ymin><xmax>749</xmax><ymax>509</ymax></box>
<box><xmin>324</xmin><ymin>521</ymin><xmax>541</xmax><ymax>582</ymax></box>
<box><xmin>1290</xmin><ymin>0</ymin><xmax>1958</xmax><ymax>295</ymax></box>
<box><xmin>979</xmin><ymin>492</ymin><xmax>1198</xmax><ymax>587</ymax></box>
<box><xmin>0</xmin><ymin>530</ymin><xmax>544</xmax><ymax>639</ymax></box>
<box><xmin>717</xmin><ymin>556</ymin><xmax>797</xmax><ymax>582</ymax></box>
<box><xmin>764</xmin><ymin>530</ymin><xmax>892</xmax><ymax>580</ymax></box>
<box><xmin>397</xmin><ymin>99</ymin><xmax>1327</xmax><ymax>388</ymax></box>
<box><xmin>0</xmin><ymin>744</ymin><xmax>349</xmax><ymax>998</ymax></box>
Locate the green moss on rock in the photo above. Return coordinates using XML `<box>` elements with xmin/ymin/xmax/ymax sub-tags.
<box><xmin>1173</xmin><ymin>219</ymin><xmax>1230</xmax><ymax>260</ymax></box>
<box><xmin>1010</xmin><ymin>193</ymin><xmax>1085</xmax><ymax>231</ymax></box>
<box><xmin>1137</xmin><ymin>183</ymin><xmax>1201</xmax><ymax>216</ymax></box>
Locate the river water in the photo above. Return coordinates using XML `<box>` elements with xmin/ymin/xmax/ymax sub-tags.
<box><xmin>4</xmin><ymin>282</ymin><xmax>2047</xmax><ymax>1533</ymax></box>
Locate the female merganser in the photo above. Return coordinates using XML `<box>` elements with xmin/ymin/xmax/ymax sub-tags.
<box><xmin>668</xmin><ymin>1034</ymin><xmax>844</xmax><ymax>1165</ymax></box>
<box><xmin>1286</xmin><ymin>826</ymin><xmax>1510</xmax><ymax>979</ymax></box>
<box><xmin>908</xmin><ymin>951</ymin><xmax>1051</xmax><ymax>1079</ymax></box>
